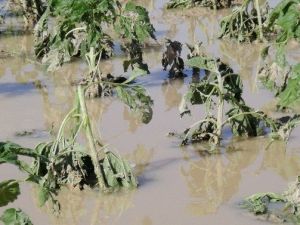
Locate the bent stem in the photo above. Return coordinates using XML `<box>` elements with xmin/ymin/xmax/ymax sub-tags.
<box><xmin>77</xmin><ymin>85</ymin><xmax>107</xmax><ymax>190</ymax></box>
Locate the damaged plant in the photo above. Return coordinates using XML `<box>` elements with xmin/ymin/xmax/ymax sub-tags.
<box><xmin>166</xmin><ymin>0</ymin><xmax>235</xmax><ymax>10</ymax></box>
<box><xmin>162</xmin><ymin>39</ymin><xmax>185</xmax><ymax>78</ymax></box>
<box><xmin>219</xmin><ymin>0</ymin><xmax>300</xmax><ymax>44</ymax></box>
<box><xmin>219</xmin><ymin>0</ymin><xmax>269</xmax><ymax>42</ymax></box>
<box><xmin>34</xmin><ymin>0</ymin><xmax>156</xmax><ymax>71</ymax></box>
<box><xmin>257</xmin><ymin>0</ymin><xmax>300</xmax><ymax>110</ymax></box>
<box><xmin>0</xmin><ymin>74</ymin><xmax>153</xmax><ymax>215</ymax></box>
<box><xmin>1</xmin><ymin>0</ymin><xmax>46</xmax><ymax>30</ymax></box>
<box><xmin>176</xmin><ymin>47</ymin><xmax>300</xmax><ymax>151</ymax></box>
<box><xmin>79</xmin><ymin>47</ymin><xmax>153</xmax><ymax>123</ymax></box>
<box><xmin>242</xmin><ymin>176</ymin><xmax>300</xmax><ymax>224</ymax></box>
<box><xmin>258</xmin><ymin>51</ymin><xmax>300</xmax><ymax>110</ymax></box>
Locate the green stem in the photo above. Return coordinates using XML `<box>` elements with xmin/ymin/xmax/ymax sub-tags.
<box><xmin>213</xmin><ymin>0</ymin><xmax>217</xmax><ymax>10</ymax></box>
<box><xmin>216</xmin><ymin>72</ymin><xmax>224</xmax><ymax>144</ymax></box>
<box><xmin>254</xmin><ymin>0</ymin><xmax>263</xmax><ymax>41</ymax></box>
<box><xmin>77</xmin><ymin>86</ymin><xmax>107</xmax><ymax>190</ymax></box>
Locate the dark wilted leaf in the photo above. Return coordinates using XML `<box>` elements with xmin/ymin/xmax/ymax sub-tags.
<box><xmin>0</xmin><ymin>180</ymin><xmax>20</xmax><ymax>207</ymax></box>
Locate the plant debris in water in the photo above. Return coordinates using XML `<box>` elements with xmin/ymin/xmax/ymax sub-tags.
<box><xmin>166</xmin><ymin>0</ymin><xmax>236</xmax><ymax>9</ymax></box>
<box><xmin>242</xmin><ymin>176</ymin><xmax>300</xmax><ymax>224</ymax></box>
<box><xmin>162</xmin><ymin>39</ymin><xmax>185</xmax><ymax>78</ymax></box>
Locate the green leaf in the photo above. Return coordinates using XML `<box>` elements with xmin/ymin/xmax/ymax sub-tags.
<box><xmin>37</xmin><ymin>186</ymin><xmax>50</xmax><ymax>207</ymax></box>
<box><xmin>102</xmin><ymin>151</ymin><xmax>137</xmax><ymax>189</ymax></box>
<box><xmin>0</xmin><ymin>208</ymin><xmax>33</xmax><ymax>225</ymax></box>
<box><xmin>186</xmin><ymin>56</ymin><xmax>217</xmax><ymax>73</ymax></box>
<box><xmin>115</xmin><ymin>85</ymin><xmax>153</xmax><ymax>124</ymax></box>
<box><xmin>242</xmin><ymin>192</ymin><xmax>285</xmax><ymax>215</ymax></box>
<box><xmin>0</xmin><ymin>180</ymin><xmax>20</xmax><ymax>207</ymax></box>
<box><xmin>261</xmin><ymin>46</ymin><xmax>270</xmax><ymax>60</ymax></box>
<box><xmin>0</xmin><ymin>142</ymin><xmax>18</xmax><ymax>165</ymax></box>
<box><xmin>278</xmin><ymin>64</ymin><xmax>300</xmax><ymax>108</ymax></box>
<box><xmin>0</xmin><ymin>142</ymin><xmax>37</xmax><ymax>175</ymax></box>
<box><xmin>226</xmin><ymin>104</ymin><xmax>264</xmax><ymax>137</ymax></box>
<box><xmin>124</xmin><ymin>67</ymin><xmax>148</xmax><ymax>84</ymax></box>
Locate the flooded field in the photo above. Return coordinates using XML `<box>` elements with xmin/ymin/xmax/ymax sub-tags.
<box><xmin>1</xmin><ymin>0</ymin><xmax>300</xmax><ymax>224</ymax></box>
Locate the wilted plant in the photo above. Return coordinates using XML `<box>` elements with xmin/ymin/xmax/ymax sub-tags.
<box><xmin>219</xmin><ymin>0</ymin><xmax>300</xmax><ymax>44</ymax></box>
<box><xmin>258</xmin><ymin>56</ymin><xmax>300</xmax><ymax>110</ymax></box>
<box><xmin>266</xmin><ymin>0</ymin><xmax>300</xmax><ymax>46</ymax></box>
<box><xmin>256</xmin><ymin>0</ymin><xmax>300</xmax><ymax>109</ymax></box>
<box><xmin>176</xmin><ymin>46</ymin><xmax>300</xmax><ymax>151</ymax></box>
<box><xmin>0</xmin><ymin>68</ymin><xmax>153</xmax><ymax>218</ymax></box>
<box><xmin>242</xmin><ymin>176</ymin><xmax>300</xmax><ymax>224</ymax></box>
<box><xmin>166</xmin><ymin>0</ymin><xmax>235</xmax><ymax>10</ymax></box>
<box><xmin>162</xmin><ymin>39</ymin><xmax>185</xmax><ymax>78</ymax></box>
<box><xmin>219</xmin><ymin>0</ymin><xmax>269</xmax><ymax>42</ymax></box>
<box><xmin>34</xmin><ymin>0</ymin><xmax>156</xmax><ymax>71</ymax></box>
<box><xmin>1</xmin><ymin>0</ymin><xmax>45</xmax><ymax>30</ymax></box>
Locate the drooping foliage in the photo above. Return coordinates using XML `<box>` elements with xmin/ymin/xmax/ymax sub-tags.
<box><xmin>176</xmin><ymin>45</ymin><xmax>300</xmax><ymax>150</ymax></box>
<box><xmin>1</xmin><ymin>0</ymin><xmax>46</xmax><ymax>30</ymax></box>
<box><xmin>166</xmin><ymin>0</ymin><xmax>235</xmax><ymax>9</ymax></box>
<box><xmin>219</xmin><ymin>0</ymin><xmax>300</xmax><ymax>44</ymax></box>
<box><xmin>0</xmin><ymin>79</ymin><xmax>153</xmax><ymax>214</ymax></box>
<box><xmin>219</xmin><ymin>0</ymin><xmax>269</xmax><ymax>42</ymax></box>
<box><xmin>242</xmin><ymin>176</ymin><xmax>300</xmax><ymax>224</ymax></box>
<box><xmin>162</xmin><ymin>39</ymin><xmax>185</xmax><ymax>78</ymax></box>
<box><xmin>34</xmin><ymin>0</ymin><xmax>156</xmax><ymax>71</ymax></box>
<box><xmin>266</xmin><ymin>0</ymin><xmax>300</xmax><ymax>45</ymax></box>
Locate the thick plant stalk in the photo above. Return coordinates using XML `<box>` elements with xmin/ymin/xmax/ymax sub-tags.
<box><xmin>254</xmin><ymin>0</ymin><xmax>263</xmax><ymax>41</ymax></box>
<box><xmin>77</xmin><ymin>86</ymin><xmax>106</xmax><ymax>190</ymax></box>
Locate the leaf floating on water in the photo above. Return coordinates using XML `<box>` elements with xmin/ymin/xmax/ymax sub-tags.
<box><xmin>0</xmin><ymin>180</ymin><xmax>20</xmax><ymax>207</ymax></box>
<box><xmin>242</xmin><ymin>192</ymin><xmax>285</xmax><ymax>214</ymax></box>
<box><xmin>243</xmin><ymin>177</ymin><xmax>300</xmax><ymax>223</ymax></box>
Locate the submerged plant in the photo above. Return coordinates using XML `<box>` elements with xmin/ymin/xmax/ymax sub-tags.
<box><xmin>166</xmin><ymin>0</ymin><xmax>235</xmax><ymax>9</ymax></box>
<box><xmin>219</xmin><ymin>0</ymin><xmax>300</xmax><ymax>44</ymax></box>
<box><xmin>176</xmin><ymin>49</ymin><xmax>300</xmax><ymax>150</ymax></box>
<box><xmin>0</xmin><ymin>74</ymin><xmax>153</xmax><ymax>214</ymax></box>
<box><xmin>219</xmin><ymin>0</ymin><xmax>269</xmax><ymax>42</ymax></box>
<box><xmin>1</xmin><ymin>0</ymin><xmax>46</xmax><ymax>30</ymax></box>
<box><xmin>254</xmin><ymin>0</ymin><xmax>300</xmax><ymax>110</ymax></box>
<box><xmin>162</xmin><ymin>39</ymin><xmax>185</xmax><ymax>78</ymax></box>
<box><xmin>242</xmin><ymin>176</ymin><xmax>300</xmax><ymax>224</ymax></box>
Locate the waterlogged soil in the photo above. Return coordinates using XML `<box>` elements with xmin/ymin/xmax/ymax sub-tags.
<box><xmin>1</xmin><ymin>0</ymin><xmax>300</xmax><ymax>224</ymax></box>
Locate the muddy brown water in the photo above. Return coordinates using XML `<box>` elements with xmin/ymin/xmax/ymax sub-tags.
<box><xmin>1</xmin><ymin>0</ymin><xmax>300</xmax><ymax>224</ymax></box>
